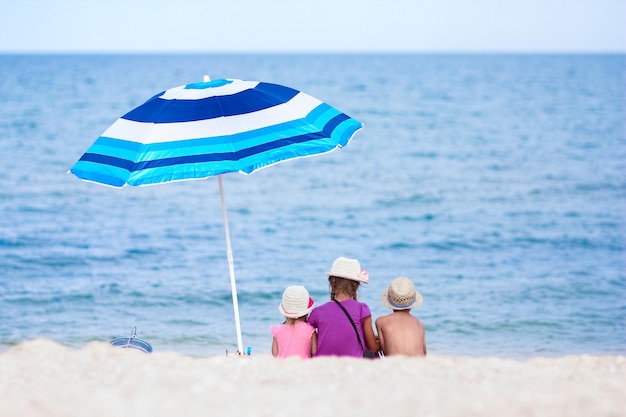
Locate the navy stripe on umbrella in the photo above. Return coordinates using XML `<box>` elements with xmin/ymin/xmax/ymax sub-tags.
<box><xmin>70</xmin><ymin>76</ymin><xmax>363</xmax><ymax>354</ymax></box>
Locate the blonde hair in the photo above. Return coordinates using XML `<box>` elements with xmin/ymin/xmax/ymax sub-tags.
<box><xmin>329</xmin><ymin>276</ymin><xmax>360</xmax><ymax>300</ymax></box>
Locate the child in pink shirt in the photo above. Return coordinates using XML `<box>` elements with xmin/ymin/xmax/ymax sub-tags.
<box><xmin>270</xmin><ymin>285</ymin><xmax>317</xmax><ymax>358</ymax></box>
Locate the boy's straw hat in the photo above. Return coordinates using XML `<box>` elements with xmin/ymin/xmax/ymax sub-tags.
<box><xmin>279</xmin><ymin>285</ymin><xmax>314</xmax><ymax>318</ymax></box>
<box><xmin>326</xmin><ymin>256</ymin><xmax>369</xmax><ymax>283</ymax></box>
<box><xmin>381</xmin><ymin>276</ymin><xmax>422</xmax><ymax>310</ymax></box>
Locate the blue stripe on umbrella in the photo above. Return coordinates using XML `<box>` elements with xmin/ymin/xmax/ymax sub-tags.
<box><xmin>124</xmin><ymin>82</ymin><xmax>300</xmax><ymax>123</ymax></box>
<box><xmin>70</xmin><ymin>160</ymin><xmax>133</xmax><ymax>187</ymax></box>
<box><xmin>74</xmin><ymin>112</ymin><xmax>360</xmax><ymax>186</ymax></box>
<box><xmin>79</xmin><ymin>114</ymin><xmax>344</xmax><ymax>167</ymax></box>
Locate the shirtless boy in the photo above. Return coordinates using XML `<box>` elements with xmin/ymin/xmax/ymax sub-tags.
<box><xmin>375</xmin><ymin>276</ymin><xmax>427</xmax><ymax>356</ymax></box>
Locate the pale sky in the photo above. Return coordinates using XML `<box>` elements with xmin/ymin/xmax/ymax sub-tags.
<box><xmin>0</xmin><ymin>0</ymin><xmax>624</xmax><ymax>53</ymax></box>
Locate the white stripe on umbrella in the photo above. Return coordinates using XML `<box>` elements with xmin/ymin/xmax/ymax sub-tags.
<box><xmin>100</xmin><ymin>92</ymin><xmax>323</xmax><ymax>144</ymax></box>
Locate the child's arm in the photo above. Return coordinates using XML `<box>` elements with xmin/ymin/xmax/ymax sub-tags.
<box><xmin>310</xmin><ymin>331</ymin><xmax>318</xmax><ymax>357</ymax></box>
<box><xmin>363</xmin><ymin>316</ymin><xmax>380</xmax><ymax>352</ymax></box>
<box><xmin>375</xmin><ymin>318</ymin><xmax>386</xmax><ymax>354</ymax></box>
<box><xmin>271</xmin><ymin>337</ymin><xmax>279</xmax><ymax>357</ymax></box>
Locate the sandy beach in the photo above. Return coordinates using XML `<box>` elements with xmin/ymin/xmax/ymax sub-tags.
<box><xmin>0</xmin><ymin>340</ymin><xmax>623</xmax><ymax>417</ymax></box>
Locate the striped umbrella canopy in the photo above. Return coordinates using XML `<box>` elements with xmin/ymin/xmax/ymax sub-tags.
<box><xmin>70</xmin><ymin>76</ymin><xmax>363</xmax><ymax>353</ymax></box>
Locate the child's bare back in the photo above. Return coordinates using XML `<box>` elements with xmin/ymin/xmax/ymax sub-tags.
<box><xmin>376</xmin><ymin>310</ymin><xmax>426</xmax><ymax>356</ymax></box>
<box><xmin>375</xmin><ymin>276</ymin><xmax>427</xmax><ymax>357</ymax></box>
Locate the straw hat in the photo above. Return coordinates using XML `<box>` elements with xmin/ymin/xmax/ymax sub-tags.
<box><xmin>278</xmin><ymin>286</ymin><xmax>315</xmax><ymax>318</ymax></box>
<box><xmin>381</xmin><ymin>276</ymin><xmax>422</xmax><ymax>310</ymax></box>
<box><xmin>326</xmin><ymin>256</ymin><xmax>369</xmax><ymax>283</ymax></box>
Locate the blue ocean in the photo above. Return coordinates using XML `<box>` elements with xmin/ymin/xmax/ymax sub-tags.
<box><xmin>1</xmin><ymin>54</ymin><xmax>624</xmax><ymax>358</ymax></box>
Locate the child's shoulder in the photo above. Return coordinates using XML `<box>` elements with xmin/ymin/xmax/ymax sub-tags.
<box><xmin>375</xmin><ymin>312</ymin><xmax>395</xmax><ymax>323</ymax></box>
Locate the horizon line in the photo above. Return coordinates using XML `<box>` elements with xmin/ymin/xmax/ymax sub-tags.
<box><xmin>1</xmin><ymin>49</ymin><xmax>625</xmax><ymax>55</ymax></box>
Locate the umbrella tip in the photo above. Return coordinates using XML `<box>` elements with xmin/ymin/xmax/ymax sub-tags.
<box><xmin>203</xmin><ymin>75</ymin><xmax>211</xmax><ymax>82</ymax></box>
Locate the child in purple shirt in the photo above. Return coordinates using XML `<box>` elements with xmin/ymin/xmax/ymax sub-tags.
<box><xmin>308</xmin><ymin>257</ymin><xmax>379</xmax><ymax>357</ymax></box>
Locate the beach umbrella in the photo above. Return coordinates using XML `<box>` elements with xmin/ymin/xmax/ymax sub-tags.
<box><xmin>69</xmin><ymin>76</ymin><xmax>363</xmax><ymax>353</ymax></box>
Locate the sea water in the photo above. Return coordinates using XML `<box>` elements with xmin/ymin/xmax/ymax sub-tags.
<box><xmin>0</xmin><ymin>54</ymin><xmax>624</xmax><ymax>358</ymax></box>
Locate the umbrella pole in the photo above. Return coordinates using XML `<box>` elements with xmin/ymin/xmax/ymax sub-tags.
<box><xmin>218</xmin><ymin>174</ymin><xmax>244</xmax><ymax>354</ymax></box>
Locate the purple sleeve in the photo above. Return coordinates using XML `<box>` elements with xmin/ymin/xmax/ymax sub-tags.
<box><xmin>308</xmin><ymin>307</ymin><xmax>319</xmax><ymax>328</ymax></box>
<box><xmin>360</xmin><ymin>302</ymin><xmax>371</xmax><ymax>319</ymax></box>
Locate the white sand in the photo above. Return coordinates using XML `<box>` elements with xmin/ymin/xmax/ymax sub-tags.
<box><xmin>0</xmin><ymin>339</ymin><xmax>624</xmax><ymax>417</ymax></box>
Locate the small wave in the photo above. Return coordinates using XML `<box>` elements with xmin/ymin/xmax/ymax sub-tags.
<box><xmin>512</xmin><ymin>236</ymin><xmax>623</xmax><ymax>251</ymax></box>
<box><xmin>165</xmin><ymin>318</ymin><xmax>207</xmax><ymax>327</ymax></box>
<box><xmin>424</xmin><ymin>240</ymin><xmax>480</xmax><ymax>251</ymax></box>
<box><xmin>376</xmin><ymin>193</ymin><xmax>444</xmax><ymax>207</ymax></box>
<box><xmin>374</xmin><ymin>241</ymin><xmax>419</xmax><ymax>251</ymax></box>
<box><xmin>6</xmin><ymin>292</ymin><xmax>95</xmax><ymax>306</ymax></box>
<box><xmin>389</xmin><ymin>213</ymin><xmax>436</xmax><ymax>222</ymax></box>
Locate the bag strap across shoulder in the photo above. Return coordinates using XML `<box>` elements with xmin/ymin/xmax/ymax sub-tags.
<box><xmin>332</xmin><ymin>299</ymin><xmax>364</xmax><ymax>350</ymax></box>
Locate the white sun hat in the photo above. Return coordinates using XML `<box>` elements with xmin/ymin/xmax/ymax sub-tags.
<box><xmin>381</xmin><ymin>276</ymin><xmax>423</xmax><ymax>310</ymax></box>
<box><xmin>278</xmin><ymin>285</ymin><xmax>315</xmax><ymax>319</ymax></box>
<box><xmin>326</xmin><ymin>256</ymin><xmax>369</xmax><ymax>283</ymax></box>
